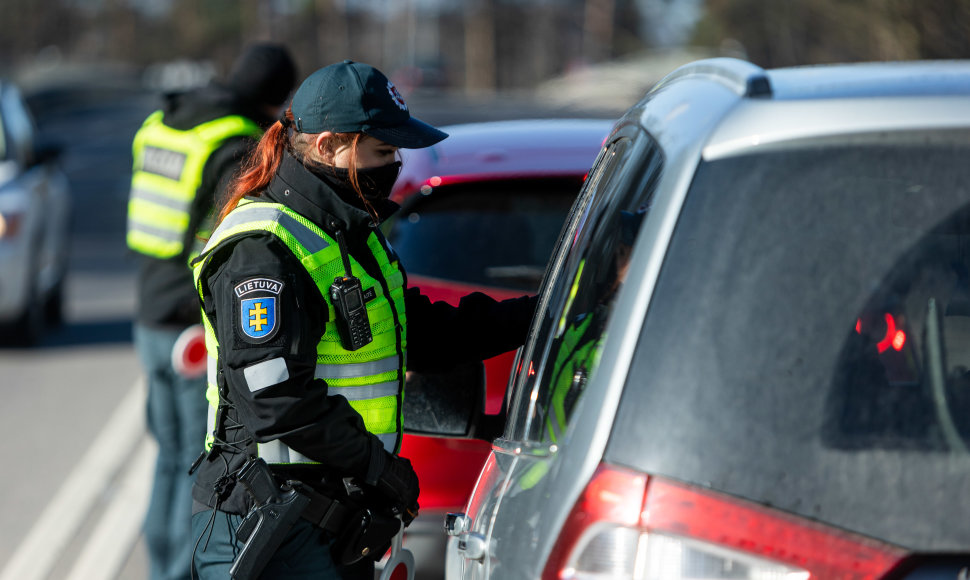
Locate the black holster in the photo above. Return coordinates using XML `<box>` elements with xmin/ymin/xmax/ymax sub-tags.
<box><xmin>229</xmin><ymin>460</ymin><xmax>357</xmax><ymax>580</ymax></box>
<box><xmin>229</xmin><ymin>459</ymin><xmax>311</xmax><ymax>580</ymax></box>
<box><xmin>229</xmin><ymin>457</ymin><xmax>400</xmax><ymax>573</ymax></box>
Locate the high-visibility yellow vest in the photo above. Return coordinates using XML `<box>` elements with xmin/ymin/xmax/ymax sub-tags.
<box><xmin>127</xmin><ymin>110</ymin><xmax>262</xmax><ymax>260</ymax></box>
<box><xmin>192</xmin><ymin>199</ymin><xmax>408</xmax><ymax>465</ymax></box>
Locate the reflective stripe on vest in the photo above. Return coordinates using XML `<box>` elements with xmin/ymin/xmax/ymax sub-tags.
<box><xmin>194</xmin><ymin>200</ymin><xmax>407</xmax><ymax>466</ymax></box>
<box><xmin>314</xmin><ymin>355</ymin><xmax>401</xmax><ymax>380</ymax></box>
<box><xmin>256</xmin><ymin>433</ymin><xmax>398</xmax><ymax>464</ymax></box>
<box><xmin>127</xmin><ymin>111</ymin><xmax>262</xmax><ymax>260</ymax></box>
<box><xmin>197</xmin><ymin>203</ymin><xmax>331</xmax><ymax>257</ymax></box>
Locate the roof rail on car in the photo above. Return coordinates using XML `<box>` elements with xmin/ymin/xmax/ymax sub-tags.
<box><xmin>651</xmin><ymin>57</ymin><xmax>772</xmax><ymax>98</ymax></box>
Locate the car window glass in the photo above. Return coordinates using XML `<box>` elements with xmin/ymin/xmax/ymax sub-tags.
<box><xmin>508</xmin><ymin>134</ymin><xmax>663</xmax><ymax>443</ymax></box>
<box><xmin>529</xmin><ymin>140</ymin><xmax>661</xmax><ymax>444</ymax></box>
<box><xmin>384</xmin><ymin>178</ymin><xmax>582</xmax><ymax>292</ymax></box>
<box><xmin>502</xmin><ymin>141</ymin><xmax>620</xmax><ymax>440</ymax></box>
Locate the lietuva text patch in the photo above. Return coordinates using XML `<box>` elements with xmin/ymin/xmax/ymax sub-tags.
<box><xmin>235</xmin><ymin>277</ymin><xmax>284</xmax><ymax>343</ymax></box>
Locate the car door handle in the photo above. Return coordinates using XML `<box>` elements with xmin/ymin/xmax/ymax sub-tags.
<box><xmin>444</xmin><ymin>512</ymin><xmax>471</xmax><ymax>536</ymax></box>
<box><xmin>456</xmin><ymin>532</ymin><xmax>488</xmax><ymax>561</ymax></box>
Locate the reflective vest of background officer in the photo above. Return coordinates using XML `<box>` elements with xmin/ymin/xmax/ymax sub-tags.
<box><xmin>127</xmin><ymin>111</ymin><xmax>262</xmax><ymax>260</ymax></box>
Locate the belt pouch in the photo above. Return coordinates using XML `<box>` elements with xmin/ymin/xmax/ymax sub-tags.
<box><xmin>331</xmin><ymin>508</ymin><xmax>400</xmax><ymax>565</ymax></box>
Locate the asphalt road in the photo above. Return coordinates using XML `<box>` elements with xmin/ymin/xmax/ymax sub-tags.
<box><xmin>0</xmin><ymin>84</ymin><xmax>153</xmax><ymax>580</ymax></box>
<box><xmin>0</xmin><ymin>81</ymin><xmax>618</xmax><ymax>580</ymax></box>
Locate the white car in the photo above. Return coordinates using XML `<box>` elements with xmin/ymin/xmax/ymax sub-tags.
<box><xmin>0</xmin><ymin>80</ymin><xmax>71</xmax><ymax>345</ymax></box>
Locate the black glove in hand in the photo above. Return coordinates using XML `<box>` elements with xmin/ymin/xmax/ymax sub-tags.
<box><xmin>402</xmin><ymin>504</ymin><xmax>419</xmax><ymax>527</ymax></box>
<box><xmin>376</xmin><ymin>452</ymin><xmax>420</xmax><ymax>524</ymax></box>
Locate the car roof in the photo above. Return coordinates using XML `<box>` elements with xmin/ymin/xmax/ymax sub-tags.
<box><xmin>650</xmin><ymin>58</ymin><xmax>970</xmax><ymax>100</ymax></box>
<box><xmin>392</xmin><ymin>118</ymin><xmax>612</xmax><ymax>201</ymax></box>
<box><xmin>634</xmin><ymin>58</ymin><xmax>970</xmax><ymax>161</ymax></box>
<box><xmin>766</xmin><ymin>60</ymin><xmax>970</xmax><ymax>99</ymax></box>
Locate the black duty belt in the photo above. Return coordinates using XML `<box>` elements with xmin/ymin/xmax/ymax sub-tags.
<box><xmin>288</xmin><ymin>481</ymin><xmax>355</xmax><ymax>534</ymax></box>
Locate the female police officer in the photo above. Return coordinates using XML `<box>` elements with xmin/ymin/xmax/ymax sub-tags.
<box><xmin>188</xmin><ymin>60</ymin><xmax>536</xmax><ymax>579</ymax></box>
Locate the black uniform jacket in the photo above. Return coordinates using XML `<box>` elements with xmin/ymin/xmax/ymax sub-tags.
<box><xmin>192</xmin><ymin>153</ymin><xmax>537</xmax><ymax>515</ymax></box>
<box><xmin>133</xmin><ymin>84</ymin><xmax>276</xmax><ymax>329</ymax></box>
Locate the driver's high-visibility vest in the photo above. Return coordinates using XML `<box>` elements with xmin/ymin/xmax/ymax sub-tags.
<box><xmin>127</xmin><ymin>110</ymin><xmax>262</xmax><ymax>260</ymax></box>
<box><xmin>546</xmin><ymin>312</ymin><xmax>602</xmax><ymax>443</ymax></box>
<box><xmin>192</xmin><ymin>199</ymin><xmax>408</xmax><ymax>465</ymax></box>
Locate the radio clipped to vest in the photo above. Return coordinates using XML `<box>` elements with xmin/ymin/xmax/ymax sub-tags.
<box><xmin>331</xmin><ymin>230</ymin><xmax>373</xmax><ymax>351</ymax></box>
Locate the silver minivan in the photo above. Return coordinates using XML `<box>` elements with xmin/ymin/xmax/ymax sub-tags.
<box><xmin>417</xmin><ymin>58</ymin><xmax>970</xmax><ymax>579</ymax></box>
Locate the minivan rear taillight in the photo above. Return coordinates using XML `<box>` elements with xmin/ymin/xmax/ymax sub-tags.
<box><xmin>543</xmin><ymin>464</ymin><xmax>908</xmax><ymax>580</ymax></box>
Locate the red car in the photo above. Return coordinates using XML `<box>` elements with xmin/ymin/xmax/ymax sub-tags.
<box><xmin>383</xmin><ymin>118</ymin><xmax>612</xmax><ymax>571</ymax></box>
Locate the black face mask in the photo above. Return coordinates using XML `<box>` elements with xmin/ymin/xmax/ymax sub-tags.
<box><xmin>327</xmin><ymin>161</ymin><xmax>402</xmax><ymax>202</ymax></box>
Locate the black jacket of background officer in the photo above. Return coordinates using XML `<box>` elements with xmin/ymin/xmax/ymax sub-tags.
<box><xmin>192</xmin><ymin>151</ymin><xmax>536</xmax><ymax>515</ymax></box>
<box><xmin>133</xmin><ymin>83</ymin><xmax>281</xmax><ymax>329</ymax></box>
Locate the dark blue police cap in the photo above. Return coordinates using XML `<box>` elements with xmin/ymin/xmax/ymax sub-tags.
<box><xmin>290</xmin><ymin>60</ymin><xmax>448</xmax><ymax>149</ymax></box>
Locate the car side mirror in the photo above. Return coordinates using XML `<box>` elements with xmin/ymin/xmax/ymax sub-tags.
<box><xmin>403</xmin><ymin>361</ymin><xmax>505</xmax><ymax>442</ymax></box>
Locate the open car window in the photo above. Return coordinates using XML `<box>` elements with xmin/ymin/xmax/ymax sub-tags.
<box><xmin>385</xmin><ymin>177</ymin><xmax>583</xmax><ymax>292</ymax></box>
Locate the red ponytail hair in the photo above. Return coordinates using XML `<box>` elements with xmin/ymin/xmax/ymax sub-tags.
<box><xmin>215</xmin><ymin>111</ymin><xmax>291</xmax><ymax>226</ymax></box>
<box><xmin>214</xmin><ymin>108</ymin><xmax>380</xmax><ymax>228</ymax></box>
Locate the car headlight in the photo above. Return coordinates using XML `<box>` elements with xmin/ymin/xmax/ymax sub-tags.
<box><xmin>0</xmin><ymin>210</ymin><xmax>24</xmax><ymax>238</ymax></box>
<box><xmin>0</xmin><ymin>177</ymin><xmax>31</xmax><ymax>240</ymax></box>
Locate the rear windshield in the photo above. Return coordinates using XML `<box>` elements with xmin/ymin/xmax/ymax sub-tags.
<box><xmin>386</xmin><ymin>178</ymin><xmax>581</xmax><ymax>291</ymax></box>
<box><xmin>609</xmin><ymin>132</ymin><xmax>970</xmax><ymax>551</ymax></box>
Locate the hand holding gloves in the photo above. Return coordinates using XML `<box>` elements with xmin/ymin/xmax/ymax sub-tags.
<box><xmin>376</xmin><ymin>452</ymin><xmax>420</xmax><ymax>525</ymax></box>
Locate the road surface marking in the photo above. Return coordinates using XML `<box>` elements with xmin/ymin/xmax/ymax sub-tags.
<box><xmin>0</xmin><ymin>379</ymin><xmax>146</xmax><ymax>580</ymax></box>
<box><xmin>65</xmin><ymin>437</ymin><xmax>155</xmax><ymax>580</ymax></box>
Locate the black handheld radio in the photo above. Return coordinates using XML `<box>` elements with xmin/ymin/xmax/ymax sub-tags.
<box><xmin>330</xmin><ymin>230</ymin><xmax>373</xmax><ymax>351</ymax></box>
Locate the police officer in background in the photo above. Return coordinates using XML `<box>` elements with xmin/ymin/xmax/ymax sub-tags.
<box><xmin>126</xmin><ymin>43</ymin><xmax>297</xmax><ymax>580</ymax></box>
<box><xmin>189</xmin><ymin>60</ymin><xmax>536</xmax><ymax>579</ymax></box>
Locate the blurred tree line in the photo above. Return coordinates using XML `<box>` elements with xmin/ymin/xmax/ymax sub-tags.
<box><xmin>695</xmin><ymin>0</ymin><xmax>970</xmax><ymax>66</ymax></box>
<box><xmin>2</xmin><ymin>0</ymin><xmax>969</xmax><ymax>93</ymax></box>
<box><xmin>0</xmin><ymin>0</ymin><xmax>644</xmax><ymax>92</ymax></box>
